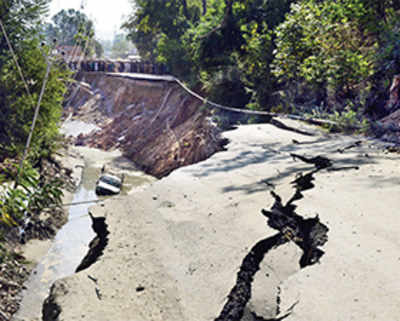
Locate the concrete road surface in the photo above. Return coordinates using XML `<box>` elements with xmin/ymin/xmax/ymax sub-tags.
<box><xmin>42</xmin><ymin>120</ymin><xmax>400</xmax><ymax>321</ymax></box>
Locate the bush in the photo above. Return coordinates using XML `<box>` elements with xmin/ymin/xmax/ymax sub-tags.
<box><xmin>0</xmin><ymin>162</ymin><xmax>64</xmax><ymax>228</ymax></box>
<box><xmin>0</xmin><ymin>39</ymin><xmax>69</xmax><ymax>162</ymax></box>
<box><xmin>272</xmin><ymin>0</ymin><xmax>376</xmax><ymax>110</ymax></box>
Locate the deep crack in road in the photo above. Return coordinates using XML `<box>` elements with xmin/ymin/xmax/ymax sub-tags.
<box><xmin>215</xmin><ymin>152</ymin><xmax>361</xmax><ymax>321</ymax></box>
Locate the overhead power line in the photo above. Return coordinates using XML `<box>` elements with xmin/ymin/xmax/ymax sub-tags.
<box><xmin>0</xmin><ymin>18</ymin><xmax>32</xmax><ymax>99</ymax></box>
<box><xmin>14</xmin><ymin>46</ymin><xmax>55</xmax><ymax>189</ymax></box>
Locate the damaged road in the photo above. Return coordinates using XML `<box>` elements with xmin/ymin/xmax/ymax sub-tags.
<box><xmin>42</xmin><ymin>120</ymin><xmax>400</xmax><ymax>321</ymax></box>
<box><xmin>214</xmin><ymin>152</ymin><xmax>349</xmax><ymax>321</ymax></box>
<box><xmin>75</xmin><ymin>212</ymin><xmax>110</xmax><ymax>273</ymax></box>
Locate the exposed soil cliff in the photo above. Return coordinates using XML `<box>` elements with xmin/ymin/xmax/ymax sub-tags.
<box><xmin>66</xmin><ymin>73</ymin><xmax>227</xmax><ymax>178</ymax></box>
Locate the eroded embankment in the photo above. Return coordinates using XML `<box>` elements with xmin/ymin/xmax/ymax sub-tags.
<box><xmin>66</xmin><ymin>73</ymin><xmax>228</xmax><ymax>178</ymax></box>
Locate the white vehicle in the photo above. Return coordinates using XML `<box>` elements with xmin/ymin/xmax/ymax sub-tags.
<box><xmin>95</xmin><ymin>173</ymin><xmax>123</xmax><ymax>196</ymax></box>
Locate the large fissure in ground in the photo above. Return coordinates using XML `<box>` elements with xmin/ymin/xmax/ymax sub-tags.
<box><xmin>214</xmin><ymin>233</ymin><xmax>290</xmax><ymax>321</ymax></box>
<box><xmin>214</xmin><ymin>153</ymin><xmax>360</xmax><ymax>321</ymax></box>
<box><xmin>42</xmin><ymin>212</ymin><xmax>109</xmax><ymax>321</ymax></box>
<box><xmin>75</xmin><ymin>211</ymin><xmax>109</xmax><ymax>273</ymax></box>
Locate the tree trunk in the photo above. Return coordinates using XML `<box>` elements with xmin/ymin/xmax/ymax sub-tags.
<box><xmin>222</xmin><ymin>0</ymin><xmax>234</xmax><ymax>27</ymax></box>
<box><xmin>181</xmin><ymin>0</ymin><xmax>189</xmax><ymax>20</ymax></box>
<box><xmin>202</xmin><ymin>0</ymin><xmax>207</xmax><ymax>15</ymax></box>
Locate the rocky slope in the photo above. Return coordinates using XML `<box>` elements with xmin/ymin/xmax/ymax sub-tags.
<box><xmin>66</xmin><ymin>73</ymin><xmax>227</xmax><ymax>178</ymax></box>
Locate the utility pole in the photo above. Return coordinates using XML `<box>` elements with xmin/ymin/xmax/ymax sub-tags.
<box><xmin>14</xmin><ymin>45</ymin><xmax>54</xmax><ymax>189</ymax></box>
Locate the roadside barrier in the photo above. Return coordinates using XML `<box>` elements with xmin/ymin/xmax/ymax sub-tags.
<box><xmin>68</xmin><ymin>60</ymin><xmax>168</xmax><ymax>75</ymax></box>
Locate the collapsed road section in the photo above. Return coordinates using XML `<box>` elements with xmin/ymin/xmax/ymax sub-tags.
<box><xmin>38</xmin><ymin>122</ymin><xmax>400</xmax><ymax>321</ymax></box>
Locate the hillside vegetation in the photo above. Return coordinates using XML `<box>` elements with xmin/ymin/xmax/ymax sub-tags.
<box><xmin>0</xmin><ymin>0</ymin><xmax>71</xmax><ymax>260</ymax></box>
<box><xmin>124</xmin><ymin>0</ymin><xmax>400</xmax><ymax>130</ymax></box>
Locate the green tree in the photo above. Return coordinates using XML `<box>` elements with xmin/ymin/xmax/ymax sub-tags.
<box><xmin>123</xmin><ymin>0</ymin><xmax>203</xmax><ymax>62</ymax></box>
<box><xmin>272</xmin><ymin>0</ymin><xmax>376</xmax><ymax>109</ymax></box>
<box><xmin>44</xmin><ymin>8</ymin><xmax>99</xmax><ymax>57</ymax></box>
<box><xmin>0</xmin><ymin>0</ymin><xmax>49</xmax><ymax>45</ymax></box>
<box><xmin>0</xmin><ymin>0</ymin><xmax>69</xmax><ymax>234</ymax></box>
<box><xmin>123</xmin><ymin>0</ymin><xmax>400</xmax><ymax>117</ymax></box>
<box><xmin>0</xmin><ymin>0</ymin><xmax>69</xmax><ymax>162</ymax></box>
<box><xmin>189</xmin><ymin>0</ymin><xmax>294</xmax><ymax>108</ymax></box>
<box><xmin>0</xmin><ymin>40</ymin><xmax>69</xmax><ymax>160</ymax></box>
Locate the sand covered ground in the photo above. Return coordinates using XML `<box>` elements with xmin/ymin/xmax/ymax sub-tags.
<box><xmin>43</xmin><ymin>120</ymin><xmax>400</xmax><ymax>321</ymax></box>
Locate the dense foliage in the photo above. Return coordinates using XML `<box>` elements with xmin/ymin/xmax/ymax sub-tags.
<box><xmin>0</xmin><ymin>161</ymin><xmax>63</xmax><ymax>228</ymax></box>
<box><xmin>123</xmin><ymin>0</ymin><xmax>400</xmax><ymax>122</ymax></box>
<box><xmin>0</xmin><ymin>0</ymin><xmax>69</xmax><ymax>228</ymax></box>
<box><xmin>0</xmin><ymin>0</ymin><xmax>70</xmax><ymax>162</ymax></box>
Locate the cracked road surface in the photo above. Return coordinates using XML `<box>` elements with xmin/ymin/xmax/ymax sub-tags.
<box><xmin>43</xmin><ymin>120</ymin><xmax>400</xmax><ymax>321</ymax></box>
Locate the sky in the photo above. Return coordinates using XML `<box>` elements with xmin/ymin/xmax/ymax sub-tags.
<box><xmin>48</xmin><ymin>0</ymin><xmax>133</xmax><ymax>40</ymax></box>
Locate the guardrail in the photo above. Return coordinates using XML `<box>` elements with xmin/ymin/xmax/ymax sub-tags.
<box><xmin>68</xmin><ymin>60</ymin><xmax>169</xmax><ymax>75</ymax></box>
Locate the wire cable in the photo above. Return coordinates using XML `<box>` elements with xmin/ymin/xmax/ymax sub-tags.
<box><xmin>14</xmin><ymin>43</ymin><xmax>57</xmax><ymax>188</ymax></box>
<box><xmin>0</xmin><ymin>18</ymin><xmax>32</xmax><ymax>99</ymax></box>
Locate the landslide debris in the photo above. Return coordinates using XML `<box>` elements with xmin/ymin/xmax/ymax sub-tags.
<box><xmin>66</xmin><ymin>73</ymin><xmax>228</xmax><ymax>178</ymax></box>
